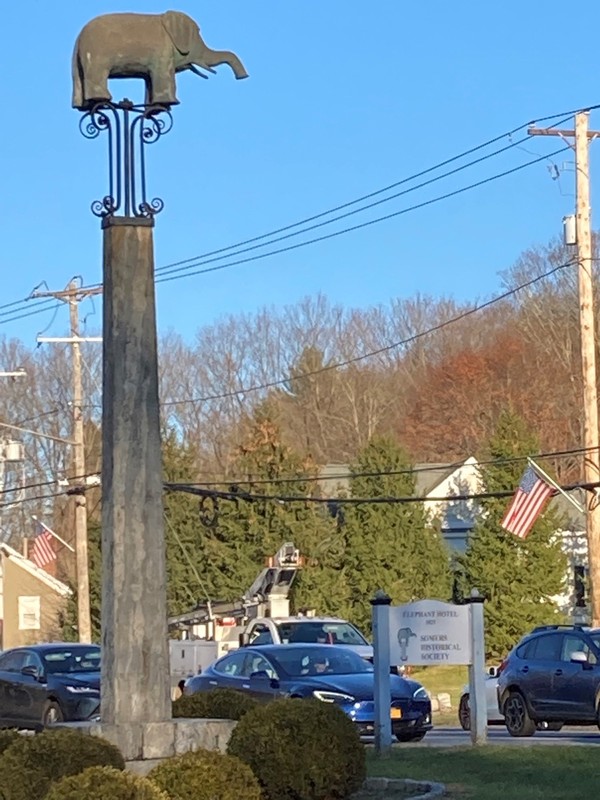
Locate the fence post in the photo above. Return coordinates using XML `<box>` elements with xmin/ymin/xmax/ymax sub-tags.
<box><xmin>371</xmin><ymin>590</ymin><xmax>392</xmax><ymax>755</ymax></box>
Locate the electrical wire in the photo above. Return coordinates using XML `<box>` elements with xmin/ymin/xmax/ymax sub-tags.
<box><xmin>0</xmin><ymin>303</ymin><xmax>64</xmax><ymax>327</ymax></box>
<box><xmin>180</xmin><ymin>445</ymin><xmax>596</xmax><ymax>488</ymax></box>
<box><xmin>156</xmin><ymin>146</ymin><xmax>571</xmax><ymax>285</ymax></box>
<box><xmin>161</xmin><ymin>259</ymin><xmax>575</xmax><ymax>406</ymax></box>
<box><xmin>154</xmin><ymin>107</ymin><xmax>590</xmax><ymax>277</ymax></box>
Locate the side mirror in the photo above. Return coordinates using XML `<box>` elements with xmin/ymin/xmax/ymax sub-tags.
<box><xmin>487</xmin><ymin>666</ymin><xmax>498</xmax><ymax>678</ymax></box>
<box><xmin>21</xmin><ymin>665</ymin><xmax>40</xmax><ymax>680</ymax></box>
<box><xmin>570</xmin><ymin>651</ymin><xmax>588</xmax><ymax>665</ymax></box>
<box><xmin>239</xmin><ymin>632</ymin><xmax>250</xmax><ymax>648</ymax></box>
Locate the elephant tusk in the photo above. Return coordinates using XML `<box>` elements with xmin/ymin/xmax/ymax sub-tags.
<box><xmin>189</xmin><ymin>64</ymin><xmax>216</xmax><ymax>79</ymax></box>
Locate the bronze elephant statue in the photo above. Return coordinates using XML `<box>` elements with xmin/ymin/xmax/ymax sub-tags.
<box><xmin>72</xmin><ymin>10</ymin><xmax>248</xmax><ymax>110</ymax></box>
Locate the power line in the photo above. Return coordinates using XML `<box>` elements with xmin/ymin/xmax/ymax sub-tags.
<box><xmin>162</xmin><ymin>259</ymin><xmax>575</xmax><ymax>407</ymax></box>
<box><xmin>166</xmin><ymin>477</ymin><xmax>597</xmax><ymax>507</ymax></box>
<box><xmin>0</xmin><ymin>303</ymin><xmax>63</xmax><ymax>327</ymax></box>
<box><xmin>180</xmin><ymin>445</ymin><xmax>596</xmax><ymax>488</ymax></box>
<box><xmin>156</xmin><ymin>146</ymin><xmax>571</xmax><ymax>285</ymax></box>
<box><xmin>154</xmin><ymin>107</ymin><xmax>590</xmax><ymax>277</ymax></box>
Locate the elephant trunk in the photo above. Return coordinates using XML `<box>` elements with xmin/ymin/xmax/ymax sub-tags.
<box><xmin>201</xmin><ymin>49</ymin><xmax>248</xmax><ymax>80</ymax></box>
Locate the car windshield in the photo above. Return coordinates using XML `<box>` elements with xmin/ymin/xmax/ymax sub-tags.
<box><xmin>271</xmin><ymin>646</ymin><xmax>374</xmax><ymax>678</ymax></box>
<box><xmin>42</xmin><ymin>647</ymin><xmax>100</xmax><ymax>674</ymax></box>
<box><xmin>276</xmin><ymin>621</ymin><xmax>369</xmax><ymax>646</ymax></box>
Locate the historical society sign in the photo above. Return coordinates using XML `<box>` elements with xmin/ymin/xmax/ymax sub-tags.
<box><xmin>389</xmin><ymin>599</ymin><xmax>472</xmax><ymax>666</ymax></box>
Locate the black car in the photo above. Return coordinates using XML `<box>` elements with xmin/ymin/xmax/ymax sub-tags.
<box><xmin>0</xmin><ymin>643</ymin><xmax>100</xmax><ymax>730</ymax></box>
<box><xmin>184</xmin><ymin>643</ymin><xmax>432</xmax><ymax>742</ymax></box>
<box><xmin>497</xmin><ymin>624</ymin><xmax>600</xmax><ymax>736</ymax></box>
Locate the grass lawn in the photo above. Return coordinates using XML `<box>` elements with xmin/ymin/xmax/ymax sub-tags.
<box><xmin>409</xmin><ymin>665</ymin><xmax>468</xmax><ymax>726</ymax></box>
<box><xmin>367</xmin><ymin>746</ymin><xmax>600</xmax><ymax>799</ymax></box>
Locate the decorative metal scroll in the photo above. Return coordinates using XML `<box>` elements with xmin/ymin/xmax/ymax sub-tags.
<box><xmin>79</xmin><ymin>99</ymin><xmax>173</xmax><ymax>219</ymax></box>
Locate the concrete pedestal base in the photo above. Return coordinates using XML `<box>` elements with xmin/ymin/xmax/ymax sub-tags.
<box><xmin>59</xmin><ymin>718</ymin><xmax>236</xmax><ymax>775</ymax></box>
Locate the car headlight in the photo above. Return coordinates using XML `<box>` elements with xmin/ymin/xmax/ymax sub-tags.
<box><xmin>313</xmin><ymin>690</ymin><xmax>355</xmax><ymax>704</ymax></box>
<box><xmin>413</xmin><ymin>686</ymin><xmax>429</xmax><ymax>700</ymax></box>
<box><xmin>65</xmin><ymin>686</ymin><xmax>99</xmax><ymax>695</ymax></box>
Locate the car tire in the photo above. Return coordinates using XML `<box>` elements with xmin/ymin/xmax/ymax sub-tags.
<box><xmin>42</xmin><ymin>701</ymin><xmax>64</xmax><ymax>727</ymax></box>
<box><xmin>504</xmin><ymin>692</ymin><xmax>536</xmax><ymax>737</ymax></box>
<box><xmin>458</xmin><ymin>694</ymin><xmax>471</xmax><ymax>731</ymax></box>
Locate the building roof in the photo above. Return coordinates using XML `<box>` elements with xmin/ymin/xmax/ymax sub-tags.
<box><xmin>0</xmin><ymin>544</ymin><xmax>72</xmax><ymax>598</ymax></box>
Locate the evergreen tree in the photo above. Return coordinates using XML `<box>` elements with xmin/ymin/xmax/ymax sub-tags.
<box><xmin>458</xmin><ymin>410</ymin><xmax>568</xmax><ymax>660</ymax></box>
<box><xmin>342</xmin><ymin>437</ymin><xmax>453</xmax><ymax>631</ymax></box>
<box><xmin>199</xmin><ymin>415</ymin><xmax>349</xmax><ymax>615</ymax></box>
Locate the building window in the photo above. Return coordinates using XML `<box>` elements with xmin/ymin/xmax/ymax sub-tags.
<box><xmin>574</xmin><ymin>566</ymin><xmax>587</xmax><ymax>608</ymax></box>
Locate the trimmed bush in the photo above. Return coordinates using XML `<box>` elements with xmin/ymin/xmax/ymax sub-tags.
<box><xmin>0</xmin><ymin>728</ymin><xmax>125</xmax><ymax>800</ymax></box>
<box><xmin>45</xmin><ymin>766</ymin><xmax>168</xmax><ymax>800</ymax></box>
<box><xmin>0</xmin><ymin>731</ymin><xmax>20</xmax><ymax>757</ymax></box>
<box><xmin>227</xmin><ymin>697</ymin><xmax>366</xmax><ymax>800</ymax></box>
<box><xmin>172</xmin><ymin>687</ymin><xmax>258</xmax><ymax>720</ymax></box>
<box><xmin>148</xmin><ymin>747</ymin><xmax>262</xmax><ymax>800</ymax></box>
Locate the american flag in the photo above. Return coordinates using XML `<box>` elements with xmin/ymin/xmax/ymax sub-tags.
<box><xmin>500</xmin><ymin>465</ymin><xmax>556</xmax><ymax>539</ymax></box>
<box><xmin>30</xmin><ymin>519</ymin><xmax>57</xmax><ymax>569</ymax></box>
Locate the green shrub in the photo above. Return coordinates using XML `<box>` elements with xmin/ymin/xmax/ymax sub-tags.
<box><xmin>148</xmin><ymin>747</ymin><xmax>262</xmax><ymax>800</ymax></box>
<box><xmin>0</xmin><ymin>731</ymin><xmax>20</xmax><ymax>757</ymax></box>
<box><xmin>227</xmin><ymin>697</ymin><xmax>366</xmax><ymax>800</ymax></box>
<box><xmin>0</xmin><ymin>728</ymin><xmax>125</xmax><ymax>800</ymax></box>
<box><xmin>172</xmin><ymin>687</ymin><xmax>258</xmax><ymax>720</ymax></box>
<box><xmin>45</xmin><ymin>766</ymin><xmax>168</xmax><ymax>800</ymax></box>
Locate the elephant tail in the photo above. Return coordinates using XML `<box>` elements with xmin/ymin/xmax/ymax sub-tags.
<box><xmin>71</xmin><ymin>36</ymin><xmax>83</xmax><ymax>109</ymax></box>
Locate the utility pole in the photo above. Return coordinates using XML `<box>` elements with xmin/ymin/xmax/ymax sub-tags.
<box><xmin>529</xmin><ymin>112</ymin><xmax>600</xmax><ymax>626</ymax></box>
<box><xmin>32</xmin><ymin>281</ymin><xmax>102</xmax><ymax>643</ymax></box>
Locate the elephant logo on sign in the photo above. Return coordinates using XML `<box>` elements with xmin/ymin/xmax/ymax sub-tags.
<box><xmin>396</xmin><ymin>627</ymin><xmax>417</xmax><ymax>662</ymax></box>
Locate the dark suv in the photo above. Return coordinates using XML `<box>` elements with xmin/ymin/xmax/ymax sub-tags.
<box><xmin>497</xmin><ymin>625</ymin><xmax>600</xmax><ymax>736</ymax></box>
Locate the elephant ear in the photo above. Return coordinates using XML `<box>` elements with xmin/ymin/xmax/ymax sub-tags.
<box><xmin>162</xmin><ymin>10</ymin><xmax>196</xmax><ymax>55</ymax></box>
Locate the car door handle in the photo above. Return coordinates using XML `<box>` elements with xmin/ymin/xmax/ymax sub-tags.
<box><xmin>242</xmin><ymin>684</ymin><xmax>250</xmax><ymax>689</ymax></box>
<box><xmin>209</xmin><ymin>680</ymin><xmax>217</xmax><ymax>686</ymax></box>
<box><xmin>554</xmin><ymin>669</ymin><xmax>563</xmax><ymax>676</ymax></box>
<box><xmin>520</xmin><ymin>666</ymin><xmax>529</xmax><ymax>673</ymax></box>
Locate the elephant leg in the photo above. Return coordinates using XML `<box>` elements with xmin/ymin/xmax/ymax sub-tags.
<box><xmin>147</xmin><ymin>65</ymin><xmax>179</xmax><ymax>106</ymax></box>
<box><xmin>83</xmin><ymin>62</ymin><xmax>112</xmax><ymax>105</ymax></box>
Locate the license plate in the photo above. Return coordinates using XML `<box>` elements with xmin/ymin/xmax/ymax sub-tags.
<box><xmin>390</xmin><ymin>708</ymin><xmax>402</xmax><ymax>719</ymax></box>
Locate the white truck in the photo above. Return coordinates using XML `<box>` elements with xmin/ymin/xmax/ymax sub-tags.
<box><xmin>167</xmin><ymin>543</ymin><xmax>373</xmax><ymax>692</ymax></box>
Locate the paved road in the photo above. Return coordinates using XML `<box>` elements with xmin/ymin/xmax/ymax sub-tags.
<box><xmin>411</xmin><ymin>725</ymin><xmax>600</xmax><ymax>747</ymax></box>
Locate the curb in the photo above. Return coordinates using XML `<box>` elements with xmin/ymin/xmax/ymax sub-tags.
<box><xmin>363</xmin><ymin>776</ymin><xmax>446</xmax><ymax>799</ymax></box>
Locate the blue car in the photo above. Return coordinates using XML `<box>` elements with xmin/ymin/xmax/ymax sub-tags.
<box><xmin>0</xmin><ymin>643</ymin><xmax>101</xmax><ymax>730</ymax></box>
<box><xmin>184</xmin><ymin>643</ymin><xmax>432</xmax><ymax>742</ymax></box>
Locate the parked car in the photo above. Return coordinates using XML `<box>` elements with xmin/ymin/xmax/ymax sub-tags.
<box><xmin>458</xmin><ymin>666</ymin><xmax>504</xmax><ymax>730</ymax></box>
<box><xmin>497</xmin><ymin>624</ymin><xmax>600</xmax><ymax>736</ymax></box>
<box><xmin>0</xmin><ymin>643</ymin><xmax>100</xmax><ymax>730</ymax></box>
<box><xmin>185</xmin><ymin>643</ymin><xmax>432</xmax><ymax>742</ymax></box>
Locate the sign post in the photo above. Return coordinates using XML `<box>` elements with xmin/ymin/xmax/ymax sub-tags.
<box><xmin>468</xmin><ymin>589</ymin><xmax>487</xmax><ymax>744</ymax></box>
<box><xmin>371</xmin><ymin>590</ymin><xmax>393</xmax><ymax>755</ymax></box>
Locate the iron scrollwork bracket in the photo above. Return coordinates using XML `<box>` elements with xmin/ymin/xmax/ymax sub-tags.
<box><xmin>79</xmin><ymin>99</ymin><xmax>173</xmax><ymax>219</ymax></box>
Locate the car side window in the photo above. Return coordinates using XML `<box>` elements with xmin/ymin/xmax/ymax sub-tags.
<box><xmin>242</xmin><ymin>653</ymin><xmax>277</xmax><ymax>679</ymax></box>
<box><xmin>214</xmin><ymin>651</ymin><xmax>247</xmax><ymax>677</ymax></box>
<box><xmin>0</xmin><ymin>652</ymin><xmax>26</xmax><ymax>672</ymax></box>
<box><xmin>561</xmin><ymin>635</ymin><xmax>597</xmax><ymax>664</ymax></box>
<box><xmin>530</xmin><ymin>634</ymin><xmax>562</xmax><ymax>661</ymax></box>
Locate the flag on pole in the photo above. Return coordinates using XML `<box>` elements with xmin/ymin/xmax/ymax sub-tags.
<box><xmin>30</xmin><ymin>518</ymin><xmax>57</xmax><ymax>569</ymax></box>
<box><xmin>500</xmin><ymin>465</ymin><xmax>557</xmax><ymax>539</ymax></box>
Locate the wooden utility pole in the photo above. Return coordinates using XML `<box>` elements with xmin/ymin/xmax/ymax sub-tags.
<box><xmin>529</xmin><ymin>113</ymin><xmax>600</xmax><ymax>625</ymax></box>
<box><xmin>32</xmin><ymin>282</ymin><xmax>102</xmax><ymax>642</ymax></box>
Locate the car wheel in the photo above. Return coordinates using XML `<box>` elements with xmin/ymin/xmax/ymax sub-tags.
<box><xmin>504</xmin><ymin>692</ymin><xmax>536</xmax><ymax>737</ymax></box>
<box><xmin>396</xmin><ymin>732</ymin><xmax>426</xmax><ymax>742</ymax></box>
<box><xmin>458</xmin><ymin>694</ymin><xmax>471</xmax><ymax>731</ymax></box>
<box><xmin>42</xmin><ymin>701</ymin><xmax>64</xmax><ymax>726</ymax></box>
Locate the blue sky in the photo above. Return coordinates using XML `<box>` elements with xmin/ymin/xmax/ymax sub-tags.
<box><xmin>1</xmin><ymin>0</ymin><xmax>599</xmax><ymax>347</ymax></box>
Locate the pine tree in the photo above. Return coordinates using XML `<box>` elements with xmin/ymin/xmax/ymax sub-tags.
<box><xmin>458</xmin><ymin>410</ymin><xmax>568</xmax><ymax>660</ymax></box>
<box><xmin>199</xmin><ymin>415</ymin><xmax>349</xmax><ymax>615</ymax></box>
<box><xmin>342</xmin><ymin>437</ymin><xmax>453</xmax><ymax>631</ymax></box>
